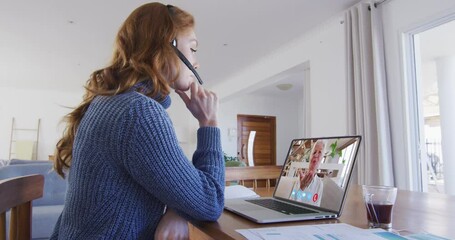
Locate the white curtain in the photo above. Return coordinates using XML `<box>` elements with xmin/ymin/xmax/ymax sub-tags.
<box><xmin>345</xmin><ymin>2</ymin><xmax>395</xmax><ymax>186</ymax></box>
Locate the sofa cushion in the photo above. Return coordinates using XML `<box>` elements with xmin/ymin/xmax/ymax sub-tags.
<box><xmin>0</xmin><ymin>163</ymin><xmax>67</xmax><ymax>206</ymax></box>
<box><xmin>32</xmin><ymin>205</ymin><xmax>64</xmax><ymax>238</ymax></box>
<box><xmin>9</xmin><ymin>159</ymin><xmax>53</xmax><ymax>165</ymax></box>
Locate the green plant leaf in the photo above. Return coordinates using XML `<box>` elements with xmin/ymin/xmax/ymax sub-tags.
<box><xmin>329</xmin><ymin>141</ymin><xmax>342</xmax><ymax>158</ymax></box>
<box><xmin>223</xmin><ymin>152</ymin><xmax>240</xmax><ymax>162</ymax></box>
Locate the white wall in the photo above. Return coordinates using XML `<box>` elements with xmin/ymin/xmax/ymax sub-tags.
<box><xmin>213</xmin><ymin>13</ymin><xmax>349</xmax><ymax>142</ymax></box>
<box><xmin>381</xmin><ymin>0</ymin><xmax>455</xmax><ymax>190</ymax></box>
<box><xmin>219</xmin><ymin>93</ymin><xmax>301</xmax><ymax>166</ymax></box>
<box><xmin>0</xmin><ymin>88</ymin><xmax>82</xmax><ymax>160</ymax></box>
<box><xmin>0</xmin><ymin>88</ymin><xmax>197</xmax><ymax>161</ymax></box>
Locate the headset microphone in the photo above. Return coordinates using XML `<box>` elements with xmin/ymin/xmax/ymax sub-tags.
<box><xmin>171</xmin><ymin>39</ymin><xmax>203</xmax><ymax>85</ymax></box>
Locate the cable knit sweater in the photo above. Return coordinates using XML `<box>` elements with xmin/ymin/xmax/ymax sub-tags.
<box><xmin>50</xmin><ymin>87</ymin><xmax>224</xmax><ymax>239</ymax></box>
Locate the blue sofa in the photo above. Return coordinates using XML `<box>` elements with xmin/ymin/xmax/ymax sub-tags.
<box><xmin>0</xmin><ymin>160</ymin><xmax>67</xmax><ymax>239</ymax></box>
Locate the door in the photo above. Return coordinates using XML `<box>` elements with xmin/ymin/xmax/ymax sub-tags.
<box><xmin>237</xmin><ymin>114</ymin><xmax>276</xmax><ymax>166</ymax></box>
<box><xmin>408</xmin><ymin>19</ymin><xmax>455</xmax><ymax>194</ymax></box>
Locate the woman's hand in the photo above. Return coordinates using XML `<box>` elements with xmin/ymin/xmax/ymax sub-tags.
<box><xmin>298</xmin><ymin>169</ymin><xmax>315</xmax><ymax>191</ymax></box>
<box><xmin>175</xmin><ymin>82</ymin><xmax>218</xmax><ymax>127</ymax></box>
<box><xmin>154</xmin><ymin>208</ymin><xmax>189</xmax><ymax>240</ymax></box>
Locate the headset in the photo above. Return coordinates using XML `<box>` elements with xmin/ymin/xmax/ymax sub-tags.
<box><xmin>170</xmin><ymin>39</ymin><xmax>203</xmax><ymax>85</ymax></box>
<box><xmin>167</xmin><ymin>4</ymin><xmax>203</xmax><ymax>85</ymax></box>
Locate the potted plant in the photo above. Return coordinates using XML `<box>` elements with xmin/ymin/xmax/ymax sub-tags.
<box><xmin>328</xmin><ymin>141</ymin><xmax>342</xmax><ymax>164</ymax></box>
<box><xmin>224</xmin><ymin>152</ymin><xmax>246</xmax><ymax>167</ymax></box>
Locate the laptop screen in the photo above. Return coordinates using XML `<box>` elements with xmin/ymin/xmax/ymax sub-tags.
<box><xmin>274</xmin><ymin>136</ymin><xmax>361</xmax><ymax>212</ymax></box>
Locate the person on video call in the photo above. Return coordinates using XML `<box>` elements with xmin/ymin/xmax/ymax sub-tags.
<box><xmin>290</xmin><ymin>140</ymin><xmax>326</xmax><ymax>206</ymax></box>
<box><xmin>51</xmin><ymin>3</ymin><xmax>224</xmax><ymax>239</ymax></box>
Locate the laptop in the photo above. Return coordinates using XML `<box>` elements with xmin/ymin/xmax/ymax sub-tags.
<box><xmin>224</xmin><ymin>135</ymin><xmax>361</xmax><ymax>223</ymax></box>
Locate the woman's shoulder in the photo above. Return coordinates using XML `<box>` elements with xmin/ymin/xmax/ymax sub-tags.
<box><xmin>90</xmin><ymin>91</ymin><xmax>170</xmax><ymax>130</ymax></box>
<box><xmin>121</xmin><ymin>91</ymin><xmax>172</xmax><ymax>123</ymax></box>
<box><xmin>105</xmin><ymin>91</ymin><xmax>165</xmax><ymax>110</ymax></box>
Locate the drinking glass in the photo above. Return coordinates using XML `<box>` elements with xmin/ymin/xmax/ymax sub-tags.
<box><xmin>362</xmin><ymin>185</ymin><xmax>397</xmax><ymax>230</ymax></box>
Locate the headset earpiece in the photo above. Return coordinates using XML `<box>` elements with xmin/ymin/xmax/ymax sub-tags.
<box><xmin>171</xmin><ymin>39</ymin><xmax>177</xmax><ymax>47</ymax></box>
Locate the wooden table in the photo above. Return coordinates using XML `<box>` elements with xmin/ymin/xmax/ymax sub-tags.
<box><xmin>189</xmin><ymin>185</ymin><xmax>455</xmax><ymax>239</ymax></box>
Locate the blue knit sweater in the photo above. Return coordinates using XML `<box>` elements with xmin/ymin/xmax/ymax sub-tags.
<box><xmin>50</xmin><ymin>88</ymin><xmax>224</xmax><ymax>239</ymax></box>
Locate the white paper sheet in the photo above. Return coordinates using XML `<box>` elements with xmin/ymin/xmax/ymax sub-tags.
<box><xmin>225</xmin><ymin>185</ymin><xmax>260</xmax><ymax>199</ymax></box>
<box><xmin>236</xmin><ymin>223</ymin><xmax>406</xmax><ymax>240</ymax></box>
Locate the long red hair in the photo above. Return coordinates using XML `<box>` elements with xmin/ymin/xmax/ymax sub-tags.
<box><xmin>54</xmin><ymin>3</ymin><xmax>194</xmax><ymax>177</ymax></box>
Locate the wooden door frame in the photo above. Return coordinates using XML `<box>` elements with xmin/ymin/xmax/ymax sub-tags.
<box><xmin>237</xmin><ymin>114</ymin><xmax>276</xmax><ymax>166</ymax></box>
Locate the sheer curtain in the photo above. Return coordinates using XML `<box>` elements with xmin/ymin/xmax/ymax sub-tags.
<box><xmin>345</xmin><ymin>1</ymin><xmax>395</xmax><ymax>186</ymax></box>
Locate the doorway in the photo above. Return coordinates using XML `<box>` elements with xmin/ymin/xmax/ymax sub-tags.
<box><xmin>237</xmin><ymin>114</ymin><xmax>276</xmax><ymax>166</ymax></box>
<box><xmin>408</xmin><ymin>19</ymin><xmax>455</xmax><ymax>194</ymax></box>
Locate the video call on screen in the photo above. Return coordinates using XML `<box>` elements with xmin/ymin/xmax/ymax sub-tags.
<box><xmin>274</xmin><ymin>136</ymin><xmax>360</xmax><ymax>211</ymax></box>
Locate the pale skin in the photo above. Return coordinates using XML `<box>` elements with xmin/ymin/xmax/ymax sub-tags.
<box><xmin>155</xmin><ymin>29</ymin><xmax>218</xmax><ymax>240</ymax></box>
<box><xmin>173</xmin><ymin>29</ymin><xmax>218</xmax><ymax>127</ymax></box>
<box><xmin>298</xmin><ymin>141</ymin><xmax>324</xmax><ymax>191</ymax></box>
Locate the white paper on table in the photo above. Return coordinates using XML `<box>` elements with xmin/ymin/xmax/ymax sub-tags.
<box><xmin>366</xmin><ymin>228</ymin><xmax>451</xmax><ymax>240</ymax></box>
<box><xmin>236</xmin><ymin>223</ymin><xmax>405</xmax><ymax>240</ymax></box>
<box><xmin>224</xmin><ymin>185</ymin><xmax>260</xmax><ymax>199</ymax></box>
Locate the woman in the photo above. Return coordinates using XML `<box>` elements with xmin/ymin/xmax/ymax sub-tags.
<box><xmin>51</xmin><ymin>3</ymin><xmax>224</xmax><ymax>239</ymax></box>
<box><xmin>290</xmin><ymin>140</ymin><xmax>326</xmax><ymax>206</ymax></box>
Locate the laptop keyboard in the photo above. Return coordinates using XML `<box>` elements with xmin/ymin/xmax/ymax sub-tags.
<box><xmin>246</xmin><ymin>199</ymin><xmax>317</xmax><ymax>215</ymax></box>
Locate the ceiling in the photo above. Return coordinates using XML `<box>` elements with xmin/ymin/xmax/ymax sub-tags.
<box><xmin>0</xmin><ymin>0</ymin><xmax>362</xmax><ymax>97</ymax></box>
